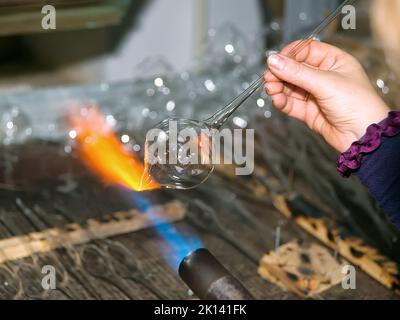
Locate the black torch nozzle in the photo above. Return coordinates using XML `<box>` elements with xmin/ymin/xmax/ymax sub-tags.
<box><xmin>178</xmin><ymin>248</ymin><xmax>254</xmax><ymax>300</ymax></box>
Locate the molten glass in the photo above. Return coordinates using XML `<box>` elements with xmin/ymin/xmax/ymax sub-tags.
<box><xmin>69</xmin><ymin>107</ymin><xmax>159</xmax><ymax>192</ymax></box>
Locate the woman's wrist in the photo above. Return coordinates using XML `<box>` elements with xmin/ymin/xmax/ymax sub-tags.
<box><xmin>335</xmin><ymin>107</ymin><xmax>390</xmax><ymax>153</ymax></box>
<box><xmin>351</xmin><ymin>105</ymin><xmax>391</xmax><ymax>141</ymax></box>
<box><xmin>337</xmin><ymin>110</ymin><xmax>400</xmax><ymax>177</ymax></box>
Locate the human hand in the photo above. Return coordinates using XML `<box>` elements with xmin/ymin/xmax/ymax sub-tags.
<box><xmin>264</xmin><ymin>40</ymin><xmax>390</xmax><ymax>153</ymax></box>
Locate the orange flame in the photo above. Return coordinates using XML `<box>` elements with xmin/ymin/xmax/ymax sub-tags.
<box><xmin>68</xmin><ymin>106</ymin><xmax>159</xmax><ymax>192</ymax></box>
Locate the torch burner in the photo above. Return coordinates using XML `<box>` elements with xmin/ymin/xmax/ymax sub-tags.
<box><xmin>179</xmin><ymin>248</ymin><xmax>254</xmax><ymax>300</ymax></box>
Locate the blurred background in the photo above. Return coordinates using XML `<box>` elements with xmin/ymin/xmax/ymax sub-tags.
<box><xmin>0</xmin><ymin>0</ymin><xmax>370</xmax><ymax>90</ymax></box>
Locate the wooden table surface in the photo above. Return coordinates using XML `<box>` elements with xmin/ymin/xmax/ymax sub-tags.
<box><xmin>0</xmin><ymin>140</ymin><xmax>397</xmax><ymax>300</ymax></box>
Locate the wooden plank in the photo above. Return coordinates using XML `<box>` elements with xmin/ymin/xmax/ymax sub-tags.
<box><xmin>215</xmin><ymin>164</ymin><xmax>400</xmax><ymax>296</ymax></box>
<box><xmin>0</xmin><ymin>0</ymin><xmax>130</xmax><ymax>36</ymax></box>
<box><xmin>0</xmin><ymin>0</ymin><xmax>103</xmax><ymax>7</ymax></box>
<box><xmin>245</xmin><ymin>166</ymin><xmax>400</xmax><ymax>296</ymax></box>
<box><xmin>0</xmin><ymin>200</ymin><xmax>186</xmax><ymax>264</ymax></box>
<box><xmin>272</xmin><ymin>195</ymin><xmax>400</xmax><ymax>294</ymax></box>
<box><xmin>259</xmin><ymin>240</ymin><xmax>347</xmax><ymax>297</ymax></box>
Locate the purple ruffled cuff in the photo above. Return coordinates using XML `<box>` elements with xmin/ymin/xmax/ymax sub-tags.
<box><xmin>337</xmin><ymin>111</ymin><xmax>400</xmax><ymax>177</ymax></box>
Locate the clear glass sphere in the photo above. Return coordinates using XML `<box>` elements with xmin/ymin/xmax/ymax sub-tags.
<box><xmin>144</xmin><ymin>118</ymin><xmax>214</xmax><ymax>190</ymax></box>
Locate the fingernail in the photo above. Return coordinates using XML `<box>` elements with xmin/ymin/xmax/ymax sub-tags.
<box><xmin>268</xmin><ymin>54</ymin><xmax>284</xmax><ymax>70</ymax></box>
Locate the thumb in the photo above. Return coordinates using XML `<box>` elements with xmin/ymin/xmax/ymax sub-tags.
<box><xmin>268</xmin><ymin>54</ymin><xmax>328</xmax><ymax>96</ymax></box>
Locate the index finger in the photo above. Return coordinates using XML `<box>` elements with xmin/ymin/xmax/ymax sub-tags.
<box><xmin>264</xmin><ymin>40</ymin><xmax>313</xmax><ymax>83</ymax></box>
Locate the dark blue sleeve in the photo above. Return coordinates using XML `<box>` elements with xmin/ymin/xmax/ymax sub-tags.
<box><xmin>355</xmin><ymin>134</ymin><xmax>400</xmax><ymax>228</ymax></box>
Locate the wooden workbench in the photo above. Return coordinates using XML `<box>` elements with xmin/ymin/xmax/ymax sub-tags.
<box><xmin>0</xmin><ymin>140</ymin><xmax>397</xmax><ymax>300</ymax></box>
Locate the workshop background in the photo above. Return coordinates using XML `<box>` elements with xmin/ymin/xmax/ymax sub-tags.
<box><xmin>0</xmin><ymin>0</ymin><xmax>399</xmax><ymax>300</ymax></box>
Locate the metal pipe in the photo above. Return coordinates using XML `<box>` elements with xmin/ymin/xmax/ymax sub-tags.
<box><xmin>179</xmin><ymin>248</ymin><xmax>254</xmax><ymax>300</ymax></box>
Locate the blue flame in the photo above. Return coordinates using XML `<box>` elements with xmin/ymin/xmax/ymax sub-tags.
<box><xmin>130</xmin><ymin>192</ymin><xmax>202</xmax><ymax>271</ymax></box>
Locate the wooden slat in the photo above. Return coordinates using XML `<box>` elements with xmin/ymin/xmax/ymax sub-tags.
<box><xmin>271</xmin><ymin>194</ymin><xmax>400</xmax><ymax>294</ymax></box>
<box><xmin>0</xmin><ymin>200</ymin><xmax>186</xmax><ymax>264</ymax></box>
<box><xmin>0</xmin><ymin>0</ymin><xmax>103</xmax><ymax>7</ymax></box>
<box><xmin>215</xmin><ymin>164</ymin><xmax>400</xmax><ymax>295</ymax></box>
<box><xmin>0</xmin><ymin>0</ymin><xmax>130</xmax><ymax>36</ymax></box>
<box><xmin>259</xmin><ymin>240</ymin><xmax>347</xmax><ymax>297</ymax></box>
